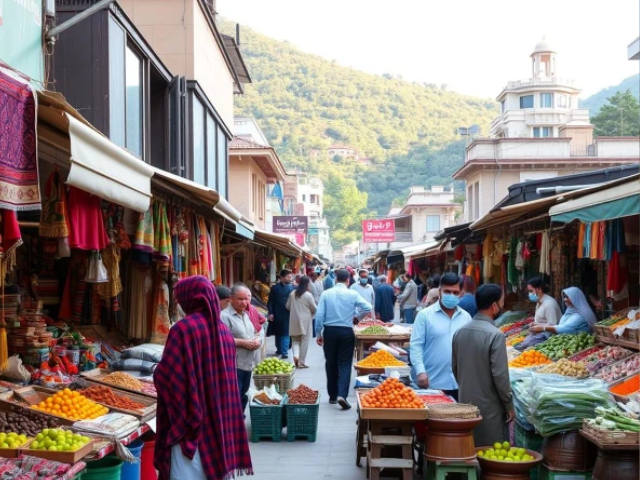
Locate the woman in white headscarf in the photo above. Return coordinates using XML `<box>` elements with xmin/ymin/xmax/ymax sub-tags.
<box><xmin>529</xmin><ymin>287</ymin><xmax>597</xmax><ymax>336</ymax></box>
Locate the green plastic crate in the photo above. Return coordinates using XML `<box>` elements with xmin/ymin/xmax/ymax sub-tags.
<box><xmin>540</xmin><ymin>465</ymin><xmax>592</xmax><ymax>480</ymax></box>
<box><xmin>249</xmin><ymin>398</ymin><xmax>285</xmax><ymax>443</ymax></box>
<box><xmin>285</xmin><ymin>395</ymin><xmax>320</xmax><ymax>442</ymax></box>
<box><xmin>515</xmin><ymin>421</ymin><xmax>544</xmax><ymax>453</ymax></box>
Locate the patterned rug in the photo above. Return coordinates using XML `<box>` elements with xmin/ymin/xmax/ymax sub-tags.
<box><xmin>0</xmin><ymin>68</ymin><xmax>40</xmax><ymax>210</ymax></box>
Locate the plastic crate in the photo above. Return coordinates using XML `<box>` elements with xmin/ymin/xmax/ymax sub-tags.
<box><xmin>249</xmin><ymin>398</ymin><xmax>285</xmax><ymax>443</ymax></box>
<box><xmin>540</xmin><ymin>465</ymin><xmax>592</xmax><ymax>480</ymax></box>
<box><xmin>515</xmin><ymin>420</ymin><xmax>544</xmax><ymax>453</ymax></box>
<box><xmin>285</xmin><ymin>395</ymin><xmax>320</xmax><ymax>442</ymax></box>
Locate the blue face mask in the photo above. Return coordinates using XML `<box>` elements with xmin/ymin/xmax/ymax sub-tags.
<box><xmin>360</xmin><ymin>277</ymin><xmax>368</xmax><ymax>285</ymax></box>
<box><xmin>441</xmin><ymin>293</ymin><xmax>460</xmax><ymax>309</ymax></box>
<box><xmin>528</xmin><ymin>293</ymin><xmax>539</xmax><ymax>302</ymax></box>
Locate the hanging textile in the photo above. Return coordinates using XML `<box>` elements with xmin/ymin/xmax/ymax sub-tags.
<box><xmin>0</xmin><ymin>209</ymin><xmax>22</xmax><ymax>370</ymax></box>
<box><xmin>0</xmin><ymin>68</ymin><xmax>41</xmax><ymax>211</ymax></box>
<box><xmin>125</xmin><ymin>264</ymin><xmax>153</xmax><ymax>339</ymax></box>
<box><xmin>150</xmin><ymin>275</ymin><xmax>171</xmax><ymax>345</ymax></box>
<box><xmin>96</xmin><ymin>244</ymin><xmax>122</xmax><ymax>300</ymax></box>
<box><xmin>507</xmin><ymin>238</ymin><xmax>519</xmax><ymax>286</ymax></box>
<box><xmin>482</xmin><ymin>233</ymin><xmax>494</xmax><ymax>281</ymax></box>
<box><xmin>39</xmin><ymin>171</ymin><xmax>69</xmax><ymax>238</ymax></box>
<box><xmin>589</xmin><ymin>221</ymin><xmax>600</xmax><ymax>260</ymax></box>
<box><xmin>67</xmin><ymin>187</ymin><xmax>110</xmax><ymax>251</ymax></box>
<box><xmin>538</xmin><ymin>231</ymin><xmax>551</xmax><ymax>276</ymax></box>
<box><xmin>133</xmin><ymin>203</ymin><xmax>154</xmax><ymax>253</ymax></box>
<box><xmin>515</xmin><ymin>239</ymin><xmax>525</xmax><ymax>270</ymax></box>
<box><xmin>577</xmin><ymin>223</ymin><xmax>586</xmax><ymax>259</ymax></box>
<box><xmin>607</xmin><ymin>250</ymin><xmax>629</xmax><ymax>294</ymax></box>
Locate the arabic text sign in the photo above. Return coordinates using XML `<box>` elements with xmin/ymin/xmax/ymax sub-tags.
<box><xmin>362</xmin><ymin>219</ymin><xmax>395</xmax><ymax>243</ymax></box>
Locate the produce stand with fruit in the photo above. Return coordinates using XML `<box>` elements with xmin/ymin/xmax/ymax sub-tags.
<box><xmin>353</xmin><ymin>328</ymin><xmax>411</xmax><ymax>362</ymax></box>
<box><xmin>252</xmin><ymin>358</ymin><xmax>296</xmax><ymax>393</ymax></box>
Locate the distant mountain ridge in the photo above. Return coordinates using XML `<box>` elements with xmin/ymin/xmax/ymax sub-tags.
<box><xmin>580</xmin><ymin>74</ymin><xmax>639</xmax><ymax>116</ymax></box>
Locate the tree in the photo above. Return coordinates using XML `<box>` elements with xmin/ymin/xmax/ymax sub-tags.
<box><xmin>323</xmin><ymin>171</ymin><xmax>368</xmax><ymax>248</ymax></box>
<box><xmin>591</xmin><ymin>90</ymin><xmax>640</xmax><ymax>137</ymax></box>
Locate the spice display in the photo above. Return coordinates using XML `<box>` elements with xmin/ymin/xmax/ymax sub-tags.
<box><xmin>359</xmin><ymin>326</ymin><xmax>389</xmax><ymax>335</ymax></box>
<box><xmin>0</xmin><ymin>410</ymin><xmax>59</xmax><ymax>437</ymax></box>
<box><xmin>254</xmin><ymin>358</ymin><xmax>295</xmax><ymax>375</ymax></box>
<box><xmin>609</xmin><ymin>374</ymin><xmax>640</xmax><ymax>396</ymax></box>
<box><xmin>537</xmin><ymin>358</ymin><xmax>589</xmax><ymax>378</ymax></box>
<box><xmin>477</xmin><ymin>441</ymin><xmax>536</xmax><ymax>462</ymax></box>
<box><xmin>356</xmin><ymin>350</ymin><xmax>406</xmax><ymax>368</ymax></box>
<box><xmin>80</xmin><ymin>385</ymin><xmax>146</xmax><ymax>412</ymax></box>
<box><xmin>30</xmin><ymin>429</ymin><xmax>91</xmax><ymax>452</ymax></box>
<box><xmin>286</xmin><ymin>385</ymin><xmax>319</xmax><ymax>405</ymax></box>
<box><xmin>360</xmin><ymin>378</ymin><xmax>424</xmax><ymax>409</ymax></box>
<box><xmin>594</xmin><ymin>354</ymin><xmax>640</xmax><ymax>383</ymax></box>
<box><xmin>0</xmin><ymin>432</ymin><xmax>30</xmax><ymax>449</ymax></box>
<box><xmin>32</xmin><ymin>388</ymin><xmax>109</xmax><ymax>420</ymax></box>
<box><xmin>252</xmin><ymin>392</ymin><xmax>280</xmax><ymax>405</ymax></box>
<box><xmin>508</xmin><ymin>350</ymin><xmax>552</xmax><ymax>368</ymax></box>
<box><xmin>101</xmin><ymin>372</ymin><xmax>144</xmax><ymax>391</ymax></box>
<box><xmin>575</xmin><ymin>345</ymin><xmax>634</xmax><ymax>374</ymax></box>
<box><xmin>534</xmin><ymin>333</ymin><xmax>595</xmax><ymax>360</ymax></box>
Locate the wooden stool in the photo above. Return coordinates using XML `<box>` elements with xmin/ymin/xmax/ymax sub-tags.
<box><xmin>367</xmin><ymin>420</ymin><xmax>414</xmax><ymax>480</ymax></box>
<box><xmin>425</xmin><ymin>459</ymin><xmax>479</xmax><ymax>480</ymax></box>
<box><xmin>356</xmin><ymin>418</ymin><xmax>369</xmax><ymax>467</ymax></box>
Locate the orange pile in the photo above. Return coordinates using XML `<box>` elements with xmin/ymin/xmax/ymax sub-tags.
<box><xmin>357</xmin><ymin>350</ymin><xmax>406</xmax><ymax>368</ymax></box>
<box><xmin>508</xmin><ymin>350</ymin><xmax>552</xmax><ymax>368</ymax></box>
<box><xmin>360</xmin><ymin>378</ymin><xmax>424</xmax><ymax>409</ymax></box>
<box><xmin>32</xmin><ymin>388</ymin><xmax>109</xmax><ymax>420</ymax></box>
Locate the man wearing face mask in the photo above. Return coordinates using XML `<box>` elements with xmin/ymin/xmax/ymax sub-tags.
<box><xmin>452</xmin><ymin>284</ymin><xmax>514</xmax><ymax>447</ymax></box>
<box><xmin>409</xmin><ymin>272</ymin><xmax>471</xmax><ymax>400</ymax></box>
<box><xmin>350</xmin><ymin>269</ymin><xmax>375</xmax><ymax>319</ymax></box>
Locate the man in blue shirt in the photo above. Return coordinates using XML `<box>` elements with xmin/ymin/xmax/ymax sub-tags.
<box><xmin>316</xmin><ymin>269</ymin><xmax>372</xmax><ymax>410</ymax></box>
<box><xmin>409</xmin><ymin>272</ymin><xmax>471</xmax><ymax>401</ymax></box>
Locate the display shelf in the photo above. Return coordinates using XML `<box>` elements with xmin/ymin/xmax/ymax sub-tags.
<box><xmin>85</xmin><ymin>424</ymin><xmax>151</xmax><ymax>460</ymax></box>
<box><xmin>596</xmin><ymin>335</ymin><xmax>639</xmax><ymax>351</ymax></box>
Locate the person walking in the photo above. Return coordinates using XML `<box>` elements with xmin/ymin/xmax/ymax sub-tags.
<box><xmin>409</xmin><ymin>272</ymin><xmax>472</xmax><ymax>400</ymax></box>
<box><xmin>350</xmin><ymin>269</ymin><xmax>375</xmax><ymax>319</ymax></box>
<box><xmin>452</xmin><ymin>284</ymin><xmax>514</xmax><ymax>447</ymax></box>
<box><xmin>309</xmin><ymin>271</ymin><xmax>324</xmax><ymax>304</ymax></box>
<box><xmin>457</xmin><ymin>275</ymin><xmax>478</xmax><ymax>317</ymax></box>
<box><xmin>154</xmin><ymin>276</ymin><xmax>252</xmax><ymax>480</ymax></box>
<box><xmin>286</xmin><ymin>276</ymin><xmax>317</xmax><ymax>368</ymax></box>
<box><xmin>397</xmin><ymin>273</ymin><xmax>418</xmax><ymax>324</ymax></box>
<box><xmin>221</xmin><ymin>285</ymin><xmax>263</xmax><ymax>413</ymax></box>
<box><xmin>374</xmin><ymin>275</ymin><xmax>396</xmax><ymax>323</ymax></box>
<box><xmin>316</xmin><ymin>269</ymin><xmax>372</xmax><ymax>410</ymax></box>
<box><xmin>267</xmin><ymin>269</ymin><xmax>294</xmax><ymax>358</ymax></box>
<box><xmin>323</xmin><ymin>268</ymin><xmax>335</xmax><ymax>290</ymax></box>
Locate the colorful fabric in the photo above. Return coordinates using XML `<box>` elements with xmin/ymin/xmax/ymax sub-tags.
<box><xmin>153</xmin><ymin>201</ymin><xmax>172</xmax><ymax>261</ymax></box>
<box><xmin>67</xmin><ymin>187</ymin><xmax>109</xmax><ymax>250</ymax></box>
<box><xmin>0</xmin><ymin>210</ymin><xmax>23</xmax><ymax>269</ymax></box>
<box><xmin>96</xmin><ymin>244</ymin><xmax>122</xmax><ymax>300</ymax></box>
<box><xmin>154</xmin><ymin>276</ymin><xmax>252</xmax><ymax>480</ymax></box>
<box><xmin>134</xmin><ymin>205</ymin><xmax>154</xmax><ymax>253</ymax></box>
<box><xmin>40</xmin><ymin>171</ymin><xmax>70</xmax><ymax>238</ymax></box>
<box><xmin>0</xmin><ymin>70</ymin><xmax>40</xmax><ymax>211</ymax></box>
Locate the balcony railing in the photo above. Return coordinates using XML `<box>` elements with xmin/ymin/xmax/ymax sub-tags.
<box><xmin>570</xmin><ymin>144</ymin><xmax>596</xmax><ymax>157</ymax></box>
<box><xmin>506</xmin><ymin>77</ymin><xmax>575</xmax><ymax>89</ymax></box>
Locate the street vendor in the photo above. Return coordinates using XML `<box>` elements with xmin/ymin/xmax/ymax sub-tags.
<box><xmin>516</xmin><ymin>277</ymin><xmax>562</xmax><ymax>350</ymax></box>
<box><xmin>529</xmin><ymin>286</ymin><xmax>597</xmax><ymax>336</ymax></box>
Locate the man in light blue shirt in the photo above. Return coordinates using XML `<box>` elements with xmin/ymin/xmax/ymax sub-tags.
<box><xmin>410</xmin><ymin>272</ymin><xmax>471</xmax><ymax>401</ymax></box>
<box><xmin>316</xmin><ymin>269</ymin><xmax>372</xmax><ymax>410</ymax></box>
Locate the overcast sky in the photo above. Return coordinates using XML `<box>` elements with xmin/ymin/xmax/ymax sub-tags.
<box><xmin>218</xmin><ymin>0</ymin><xmax>640</xmax><ymax>99</ymax></box>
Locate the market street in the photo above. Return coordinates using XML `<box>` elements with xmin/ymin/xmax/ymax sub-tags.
<box><xmin>248</xmin><ymin>335</ymin><xmax>420</xmax><ymax>480</ymax></box>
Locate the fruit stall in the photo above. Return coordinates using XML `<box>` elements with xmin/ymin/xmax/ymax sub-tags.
<box><xmin>353</xmin><ymin>320</ymin><xmax>412</xmax><ymax>361</ymax></box>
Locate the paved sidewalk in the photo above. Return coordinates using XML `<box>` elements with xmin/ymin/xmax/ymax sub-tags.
<box><xmin>247</xmin><ymin>335</ymin><xmax>421</xmax><ymax>480</ymax></box>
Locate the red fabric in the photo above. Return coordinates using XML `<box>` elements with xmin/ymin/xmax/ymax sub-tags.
<box><xmin>454</xmin><ymin>245</ymin><xmax>464</xmax><ymax>261</ymax></box>
<box><xmin>246</xmin><ymin>303</ymin><xmax>266</xmax><ymax>334</ymax></box>
<box><xmin>535</xmin><ymin>233</ymin><xmax>542</xmax><ymax>251</ymax></box>
<box><xmin>67</xmin><ymin>187</ymin><xmax>109</xmax><ymax>250</ymax></box>
<box><xmin>154</xmin><ymin>276</ymin><xmax>252</xmax><ymax>480</ymax></box>
<box><xmin>0</xmin><ymin>210</ymin><xmax>21</xmax><ymax>253</ymax></box>
<box><xmin>607</xmin><ymin>251</ymin><xmax>628</xmax><ymax>293</ymax></box>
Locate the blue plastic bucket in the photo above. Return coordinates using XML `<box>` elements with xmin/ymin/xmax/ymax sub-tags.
<box><xmin>121</xmin><ymin>439</ymin><xmax>145</xmax><ymax>480</ymax></box>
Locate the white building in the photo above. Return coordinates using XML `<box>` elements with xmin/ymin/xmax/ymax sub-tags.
<box><xmin>328</xmin><ymin>144</ymin><xmax>359</xmax><ymax>160</ymax></box>
<box><xmin>454</xmin><ymin>39</ymin><xmax>640</xmax><ymax>223</ymax></box>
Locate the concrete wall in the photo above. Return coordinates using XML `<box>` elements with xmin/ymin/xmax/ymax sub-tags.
<box><xmin>408</xmin><ymin>206</ymin><xmax>457</xmax><ymax>243</ymax></box>
<box><xmin>596</xmin><ymin>138</ymin><xmax>640</xmax><ymax>158</ymax></box>
<box><xmin>229</xmin><ymin>156</ymin><xmax>268</xmax><ymax>229</ymax></box>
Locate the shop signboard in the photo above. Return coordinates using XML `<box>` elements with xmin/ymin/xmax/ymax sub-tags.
<box><xmin>0</xmin><ymin>0</ymin><xmax>44</xmax><ymax>83</ymax></box>
<box><xmin>273</xmin><ymin>215</ymin><xmax>308</xmax><ymax>234</ymax></box>
<box><xmin>362</xmin><ymin>219</ymin><xmax>395</xmax><ymax>243</ymax></box>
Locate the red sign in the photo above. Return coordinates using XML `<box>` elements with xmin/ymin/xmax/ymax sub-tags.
<box><xmin>362</xmin><ymin>219</ymin><xmax>395</xmax><ymax>243</ymax></box>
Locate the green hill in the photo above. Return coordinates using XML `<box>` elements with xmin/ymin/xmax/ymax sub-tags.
<box><xmin>580</xmin><ymin>74</ymin><xmax>639</xmax><ymax>116</ymax></box>
<box><xmin>222</xmin><ymin>22</ymin><xmax>498</xmax><ymax>246</ymax></box>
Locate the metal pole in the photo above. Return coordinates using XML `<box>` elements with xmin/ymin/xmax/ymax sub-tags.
<box><xmin>47</xmin><ymin>0</ymin><xmax>116</xmax><ymax>38</ymax></box>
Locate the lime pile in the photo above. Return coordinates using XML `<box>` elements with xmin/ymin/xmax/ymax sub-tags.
<box><xmin>254</xmin><ymin>358</ymin><xmax>294</xmax><ymax>375</ymax></box>
<box><xmin>30</xmin><ymin>429</ymin><xmax>91</xmax><ymax>452</ymax></box>
<box><xmin>0</xmin><ymin>432</ymin><xmax>29</xmax><ymax>449</ymax></box>
<box><xmin>478</xmin><ymin>441</ymin><xmax>536</xmax><ymax>462</ymax></box>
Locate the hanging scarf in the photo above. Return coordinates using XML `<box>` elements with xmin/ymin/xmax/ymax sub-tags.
<box><xmin>154</xmin><ymin>276</ymin><xmax>253</xmax><ymax>480</ymax></box>
<box><xmin>153</xmin><ymin>201</ymin><xmax>172</xmax><ymax>262</ymax></box>
<box><xmin>134</xmin><ymin>203</ymin><xmax>154</xmax><ymax>253</ymax></box>
<box><xmin>39</xmin><ymin>171</ymin><xmax>70</xmax><ymax>238</ymax></box>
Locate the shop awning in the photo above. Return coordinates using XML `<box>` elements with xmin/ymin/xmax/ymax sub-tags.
<box><xmin>549</xmin><ymin>179</ymin><xmax>640</xmax><ymax>223</ymax></box>
<box><xmin>37</xmin><ymin>91</ymin><xmax>154</xmax><ymax>213</ymax></box>
<box><xmin>399</xmin><ymin>241</ymin><xmax>442</xmax><ymax>259</ymax></box>
<box><xmin>253</xmin><ymin>229</ymin><xmax>303</xmax><ymax>257</ymax></box>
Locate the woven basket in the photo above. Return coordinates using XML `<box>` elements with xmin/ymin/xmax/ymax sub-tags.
<box><xmin>426</xmin><ymin>403</ymin><xmax>479</xmax><ymax>419</ymax></box>
<box><xmin>582</xmin><ymin>419</ymin><xmax>639</xmax><ymax>445</ymax></box>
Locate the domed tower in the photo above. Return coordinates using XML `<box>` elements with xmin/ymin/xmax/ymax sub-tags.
<box><xmin>531</xmin><ymin>37</ymin><xmax>557</xmax><ymax>78</ymax></box>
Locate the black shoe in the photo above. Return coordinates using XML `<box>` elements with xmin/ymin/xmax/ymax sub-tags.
<box><xmin>275</xmin><ymin>351</ymin><xmax>282</xmax><ymax>356</ymax></box>
<box><xmin>280</xmin><ymin>354</ymin><xmax>289</xmax><ymax>360</ymax></box>
<box><xmin>337</xmin><ymin>397</ymin><xmax>352</xmax><ymax>410</ymax></box>
<box><xmin>329</xmin><ymin>399</ymin><xmax>338</xmax><ymax>405</ymax></box>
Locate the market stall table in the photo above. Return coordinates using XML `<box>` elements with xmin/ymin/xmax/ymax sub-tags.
<box><xmin>85</xmin><ymin>424</ymin><xmax>151</xmax><ymax>460</ymax></box>
<box><xmin>354</xmin><ymin>333</ymin><xmax>411</xmax><ymax>362</ymax></box>
<box><xmin>580</xmin><ymin>427</ymin><xmax>639</xmax><ymax>480</ymax></box>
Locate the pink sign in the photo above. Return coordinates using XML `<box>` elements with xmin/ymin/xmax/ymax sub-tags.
<box><xmin>362</xmin><ymin>219</ymin><xmax>395</xmax><ymax>243</ymax></box>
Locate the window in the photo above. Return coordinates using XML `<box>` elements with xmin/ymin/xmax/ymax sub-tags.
<box><xmin>519</xmin><ymin>95</ymin><xmax>534</xmax><ymax>109</ymax></box>
<box><xmin>533</xmin><ymin>127</ymin><xmax>552</xmax><ymax>138</ymax></box>
<box><xmin>302</xmin><ymin>194</ymin><xmax>306</xmax><ymax>202</ymax></box>
<box><xmin>540</xmin><ymin>93</ymin><xmax>554</xmax><ymax>108</ymax></box>
<box><xmin>206</xmin><ymin>114</ymin><xmax>217</xmax><ymax>189</ymax></box>
<box><xmin>217</xmin><ymin>127</ymin><xmax>227</xmax><ymax>198</ymax></box>
<box><xmin>252</xmin><ymin>174</ymin><xmax>258</xmax><ymax>214</ymax></box>
<box><xmin>426</xmin><ymin>215</ymin><xmax>440</xmax><ymax>232</ymax></box>
<box><xmin>473</xmin><ymin>182</ymin><xmax>479</xmax><ymax>221</ymax></box>
<box><xmin>467</xmin><ymin>184</ymin><xmax>474</xmax><ymax>221</ymax></box>
<box><xmin>501</xmin><ymin>100</ymin><xmax>506</xmax><ymax>114</ymax></box>
<box><xmin>192</xmin><ymin>97</ymin><xmax>206</xmax><ymax>185</ymax></box>
<box><xmin>558</xmin><ymin>94</ymin><xmax>568</xmax><ymax>108</ymax></box>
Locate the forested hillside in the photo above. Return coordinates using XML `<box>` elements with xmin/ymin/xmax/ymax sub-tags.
<box><xmin>580</xmin><ymin>74</ymin><xmax>639</xmax><ymax>116</ymax></box>
<box><xmin>221</xmin><ymin>21</ymin><xmax>498</xmax><ymax>246</ymax></box>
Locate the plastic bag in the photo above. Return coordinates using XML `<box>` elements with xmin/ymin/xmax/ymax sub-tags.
<box><xmin>249</xmin><ymin>384</ymin><xmax>282</xmax><ymax>405</ymax></box>
<box><xmin>84</xmin><ymin>251</ymin><xmax>109</xmax><ymax>283</ymax></box>
<box><xmin>1</xmin><ymin>356</ymin><xmax>30</xmax><ymax>382</ymax></box>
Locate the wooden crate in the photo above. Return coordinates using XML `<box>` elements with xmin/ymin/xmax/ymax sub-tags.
<box><xmin>0</xmin><ymin>387</ymin><xmax>75</xmax><ymax>426</ymax></box>
<box><xmin>0</xmin><ymin>437</ymin><xmax>32</xmax><ymax>458</ymax></box>
<box><xmin>80</xmin><ymin>379</ymin><xmax>157</xmax><ymax>421</ymax></box>
<box><xmin>21</xmin><ymin>438</ymin><xmax>94</xmax><ymax>464</ymax></box>
<box><xmin>80</xmin><ymin>369</ymin><xmax>156</xmax><ymax>398</ymax></box>
<box><xmin>581</xmin><ymin>420</ymin><xmax>639</xmax><ymax>446</ymax></box>
<box><xmin>356</xmin><ymin>391</ymin><xmax>428</xmax><ymax>421</ymax></box>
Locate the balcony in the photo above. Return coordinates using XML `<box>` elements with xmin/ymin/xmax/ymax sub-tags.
<box><xmin>505</xmin><ymin>77</ymin><xmax>576</xmax><ymax>89</ymax></box>
<box><xmin>466</xmin><ymin>138</ymin><xmax>572</xmax><ymax>161</ymax></box>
